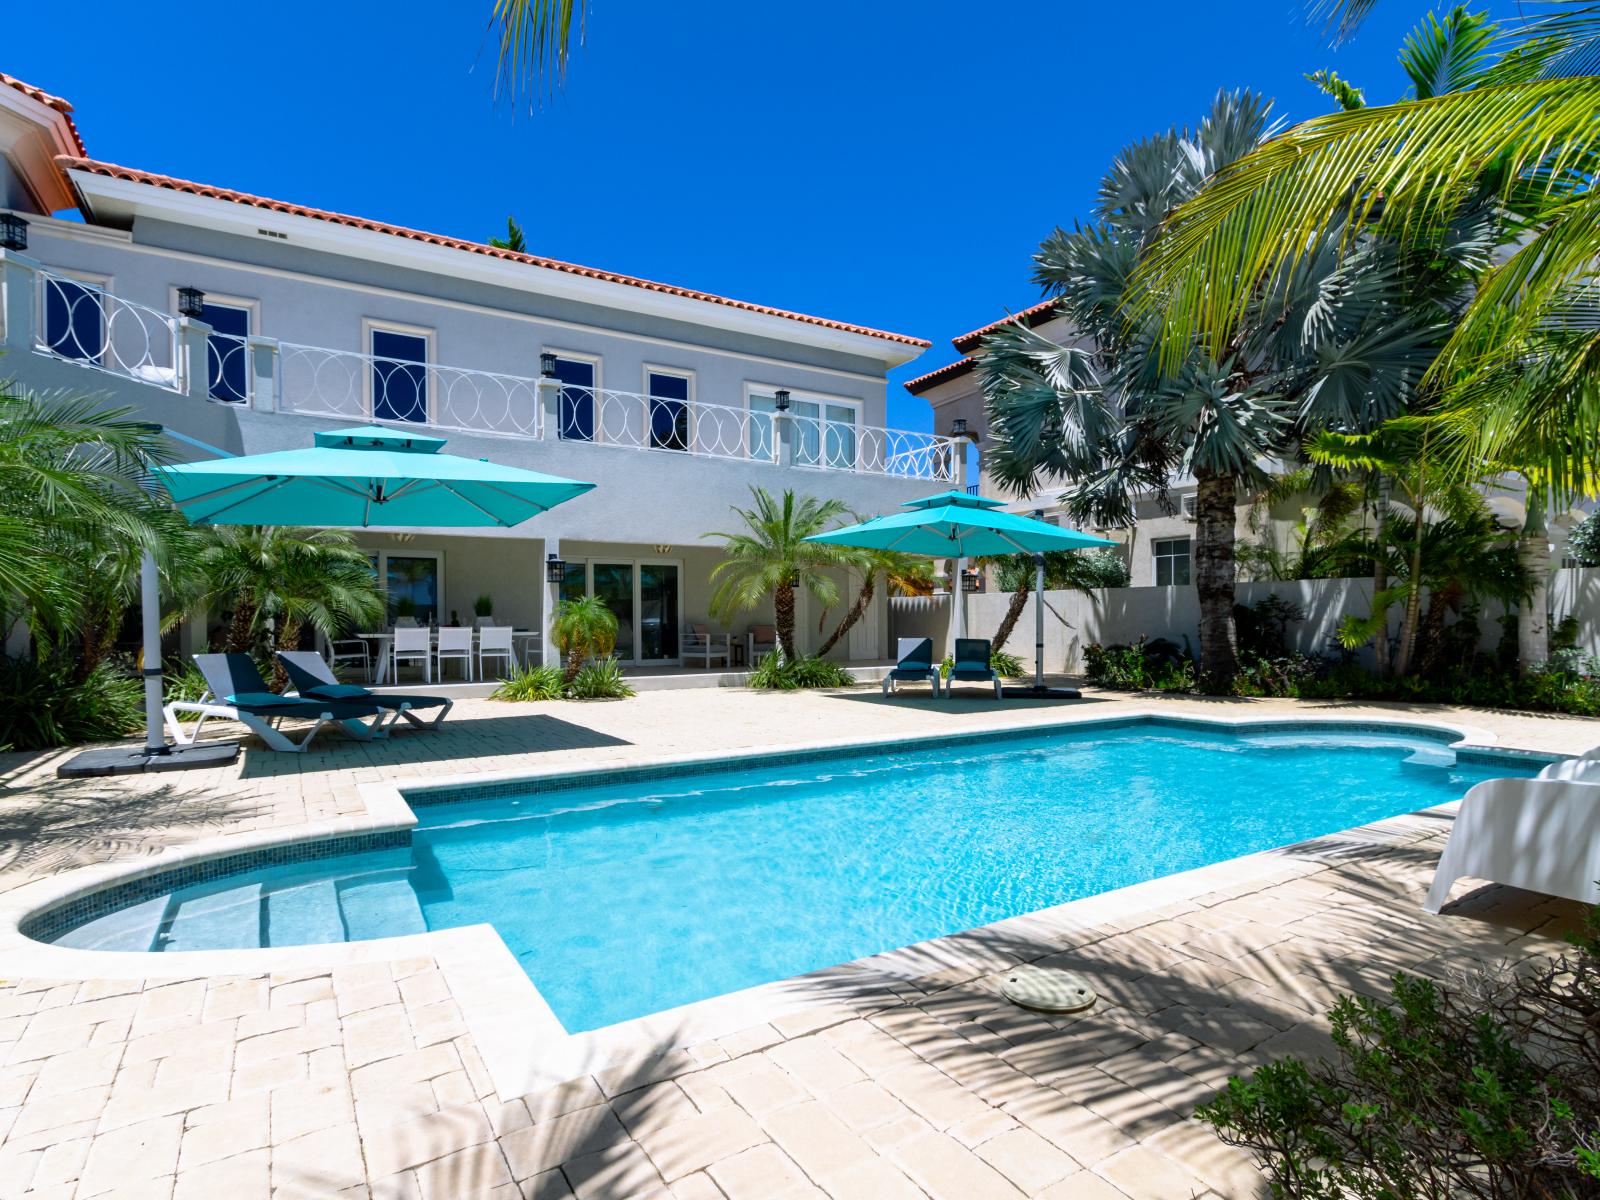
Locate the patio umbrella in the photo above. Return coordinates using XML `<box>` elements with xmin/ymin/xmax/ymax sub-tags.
<box><xmin>62</xmin><ymin>424</ymin><xmax>594</xmax><ymax>778</ymax></box>
<box><xmin>805</xmin><ymin>489</ymin><xmax>1113</xmax><ymax>697</ymax></box>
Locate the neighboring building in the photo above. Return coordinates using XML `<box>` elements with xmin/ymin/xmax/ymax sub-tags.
<box><xmin>905</xmin><ymin>301</ymin><xmax>1229</xmax><ymax>587</ymax></box>
<box><xmin>0</xmin><ymin>71</ymin><xmax>960</xmax><ymax>671</ymax></box>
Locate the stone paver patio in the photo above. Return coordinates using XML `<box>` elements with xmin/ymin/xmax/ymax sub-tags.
<box><xmin>0</xmin><ymin>685</ymin><xmax>1593</xmax><ymax>1199</ymax></box>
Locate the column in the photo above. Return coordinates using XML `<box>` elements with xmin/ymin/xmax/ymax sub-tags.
<box><xmin>248</xmin><ymin>337</ymin><xmax>279</xmax><ymax>411</ymax></box>
<box><xmin>178</xmin><ymin>316</ymin><xmax>214</xmax><ymax>400</ymax></box>
<box><xmin>0</xmin><ymin>249</ymin><xmax>39</xmax><ymax>351</ymax></box>
<box><xmin>541</xmin><ymin>536</ymin><xmax>563</xmax><ymax>669</ymax></box>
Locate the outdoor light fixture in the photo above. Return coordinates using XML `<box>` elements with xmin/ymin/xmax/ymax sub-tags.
<box><xmin>0</xmin><ymin>213</ymin><xmax>27</xmax><ymax>252</ymax></box>
<box><xmin>545</xmin><ymin>553</ymin><xmax>566</xmax><ymax>583</ymax></box>
<box><xmin>950</xmin><ymin>417</ymin><xmax>969</xmax><ymax>437</ymax></box>
<box><xmin>176</xmin><ymin>287</ymin><xmax>206</xmax><ymax>319</ymax></box>
<box><xmin>539</xmin><ymin>352</ymin><xmax>558</xmax><ymax>377</ymax></box>
<box><xmin>774</xmin><ymin>389</ymin><xmax>791</xmax><ymax>412</ymax></box>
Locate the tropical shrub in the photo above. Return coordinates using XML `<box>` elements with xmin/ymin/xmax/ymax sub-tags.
<box><xmin>567</xmin><ymin>656</ymin><xmax>634</xmax><ymax>699</ymax></box>
<box><xmin>473</xmin><ymin>593</ymin><xmax>494</xmax><ymax>618</ymax></box>
<box><xmin>1199</xmin><ymin>905</ymin><xmax>1600</xmax><ymax>1199</ymax></box>
<box><xmin>0</xmin><ymin>655</ymin><xmax>144</xmax><ymax>751</ymax></box>
<box><xmin>489</xmin><ymin>662</ymin><xmax>565</xmax><ymax>702</ymax></box>
<box><xmin>749</xmin><ymin>654</ymin><xmax>855</xmax><ymax>691</ymax></box>
<box><xmin>1569</xmin><ymin>512</ymin><xmax>1600</xmax><ymax>569</ymax></box>
<box><xmin>1083</xmin><ymin>638</ymin><xmax>1195</xmax><ymax>691</ymax></box>
<box><xmin>939</xmin><ymin>650</ymin><xmax>1026</xmax><ymax>679</ymax></box>
<box><xmin>552</xmin><ymin>594</ymin><xmax>619</xmax><ymax>684</ymax></box>
<box><xmin>161</xmin><ymin>655</ymin><xmax>212</xmax><ymax>704</ymax></box>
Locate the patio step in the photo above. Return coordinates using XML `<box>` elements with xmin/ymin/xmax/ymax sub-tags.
<box><xmin>161</xmin><ymin>883</ymin><xmax>263</xmax><ymax>951</ymax></box>
<box><xmin>265</xmin><ymin>879</ymin><xmax>347</xmax><ymax>947</ymax></box>
<box><xmin>336</xmin><ymin>876</ymin><xmax>428</xmax><ymax>941</ymax></box>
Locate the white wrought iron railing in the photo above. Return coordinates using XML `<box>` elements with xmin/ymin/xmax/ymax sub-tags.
<box><xmin>555</xmin><ymin>386</ymin><xmax>776</xmax><ymax>464</ymax></box>
<box><xmin>34</xmin><ymin>268</ymin><xmax>181</xmax><ymax>390</ymax></box>
<box><xmin>789</xmin><ymin>413</ymin><xmax>958</xmax><ymax>482</ymax></box>
<box><xmin>275</xmin><ymin>341</ymin><xmax>545</xmax><ymax>439</ymax></box>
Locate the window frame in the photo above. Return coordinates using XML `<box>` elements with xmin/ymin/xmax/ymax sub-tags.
<box><xmin>363</xmin><ymin>318</ymin><xmax>435</xmax><ymax>425</ymax></box>
<box><xmin>742</xmin><ymin>382</ymin><xmax>863</xmax><ymax>468</ymax></box>
<box><xmin>173</xmin><ymin>289</ymin><xmax>259</xmax><ymax>405</ymax></box>
<box><xmin>541</xmin><ymin>347</ymin><xmax>603</xmax><ymax>442</ymax></box>
<box><xmin>1152</xmin><ymin>536</ymin><xmax>1192</xmax><ymax>587</ymax></box>
<box><xmin>40</xmin><ymin>267</ymin><xmax>112</xmax><ymax>365</ymax></box>
<box><xmin>642</xmin><ymin>363</ymin><xmax>695</xmax><ymax>452</ymax></box>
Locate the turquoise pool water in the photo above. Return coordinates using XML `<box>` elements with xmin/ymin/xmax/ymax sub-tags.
<box><xmin>45</xmin><ymin>721</ymin><xmax>1537</xmax><ymax>1032</ymax></box>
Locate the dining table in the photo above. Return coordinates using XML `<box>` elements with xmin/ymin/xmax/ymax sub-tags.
<box><xmin>355</xmin><ymin>628</ymin><xmax>543</xmax><ymax>685</ymax></box>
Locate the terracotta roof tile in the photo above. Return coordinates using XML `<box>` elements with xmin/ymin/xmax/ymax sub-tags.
<box><xmin>904</xmin><ymin>356</ymin><xmax>975</xmax><ymax>394</ymax></box>
<box><xmin>57</xmin><ymin>156</ymin><xmax>929</xmax><ymax>349</ymax></box>
<box><xmin>951</xmin><ymin>298</ymin><xmax>1058</xmax><ymax>352</ymax></box>
<box><xmin>1</xmin><ymin>71</ymin><xmax>85</xmax><ymax>157</ymax></box>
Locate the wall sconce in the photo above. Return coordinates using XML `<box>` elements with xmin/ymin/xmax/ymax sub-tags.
<box><xmin>539</xmin><ymin>352</ymin><xmax>558</xmax><ymax>377</ymax></box>
<box><xmin>950</xmin><ymin>417</ymin><xmax>968</xmax><ymax>437</ymax></box>
<box><xmin>774</xmin><ymin>389</ymin><xmax>791</xmax><ymax>412</ymax></box>
<box><xmin>177</xmin><ymin>287</ymin><xmax>206</xmax><ymax>318</ymax></box>
<box><xmin>545</xmin><ymin>553</ymin><xmax>566</xmax><ymax>583</ymax></box>
<box><xmin>0</xmin><ymin>213</ymin><xmax>27</xmax><ymax>252</ymax></box>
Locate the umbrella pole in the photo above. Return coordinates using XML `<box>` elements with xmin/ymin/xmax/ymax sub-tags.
<box><xmin>1034</xmin><ymin>552</ymin><xmax>1045</xmax><ymax>690</ymax></box>
<box><xmin>952</xmin><ymin>555</ymin><xmax>966</xmax><ymax>650</ymax></box>
<box><xmin>139</xmin><ymin>550</ymin><xmax>169</xmax><ymax>756</ymax></box>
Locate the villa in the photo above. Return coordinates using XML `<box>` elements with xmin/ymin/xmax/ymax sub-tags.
<box><xmin>0</xmin><ymin>70</ymin><xmax>958</xmax><ymax>675</ymax></box>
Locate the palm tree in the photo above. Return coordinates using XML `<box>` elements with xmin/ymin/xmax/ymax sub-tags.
<box><xmin>706</xmin><ymin>488</ymin><xmax>851</xmax><ymax>661</ymax></box>
<box><xmin>196</xmin><ymin>526</ymin><xmax>381</xmax><ymax>657</ymax></box>
<box><xmin>1129</xmin><ymin>3</ymin><xmax>1600</xmax><ymax>524</ymax></box>
<box><xmin>978</xmin><ymin>88</ymin><xmax>1486</xmax><ymax>690</ymax></box>
<box><xmin>987</xmin><ymin>549</ymin><xmax>1127</xmax><ymax>653</ymax></box>
<box><xmin>488</xmin><ymin>0</ymin><xmax>583</xmax><ymax>104</ymax></box>
<box><xmin>488</xmin><ymin>217</ymin><xmax>527</xmax><ymax>252</ymax></box>
<box><xmin>552</xmin><ymin>594</ymin><xmax>617</xmax><ymax>683</ymax></box>
<box><xmin>814</xmin><ymin>548</ymin><xmax>932</xmax><ymax>659</ymax></box>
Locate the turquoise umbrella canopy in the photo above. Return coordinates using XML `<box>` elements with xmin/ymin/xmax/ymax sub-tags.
<box><xmin>158</xmin><ymin>425</ymin><xmax>595</xmax><ymax>527</ymax></box>
<box><xmin>805</xmin><ymin>489</ymin><xmax>1113</xmax><ymax>557</ymax></box>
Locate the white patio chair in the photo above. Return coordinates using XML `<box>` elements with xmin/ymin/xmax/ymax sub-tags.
<box><xmin>328</xmin><ymin>637</ymin><xmax>370</xmax><ymax>682</ymax></box>
<box><xmin>1423</xmin><ymin>753</ymin><xmax>1600</xmax><ymax>912</ymax></box>
<box><xmin>748</xmin><ymin>624</ymin><xmax>779</xmax><ymax>664</ymax></box>
<box><xmin>477</xmin><ymin>625</ymin><xmax>515</xmax><ymax>680</ymax></box>
<box><xmin>392</xmin><ymin>625</ymin><xmax>432</xmax><ymax>684</ymax></box>
<box><xmin>435</xmin><ymin>626</ymin><xmax>474</xmax><ymax>682</ymax></box>
<box><xmin>684</xmin><ymin>623</ymin><xmax>730</xmax><ymax>669</ymax></box>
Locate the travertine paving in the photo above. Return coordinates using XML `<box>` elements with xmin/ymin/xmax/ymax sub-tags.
<box><xmin>0</xmin><ymin>686</ymin><xmax>1593</xmax><ymax>1199</ymax></box>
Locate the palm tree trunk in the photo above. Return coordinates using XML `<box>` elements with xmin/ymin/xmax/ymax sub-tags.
<box><xmin>1193</xmin><ymin>468</ymin><xmax>1239</xmax><ymax>692</ymax></box>
<box><xmin>1371</xmin><ymin>487</ymin><xmax>1391</xmax><ymax>676</ymax></box>
<box><xmin>992</xmin><ymin>572</ymin><xmax>1032</xmax><ymax>652</ymax></box>
<box><xmin>271</xmin><ymin>616</ymin><xmax>303</xmax><ymax>692</ymax></box>
<box><xmin>1517</xmin><ymin>498</ymin><xmax>1550</xmax><ymax>678</ymax></box>
<box><xmin>1392</xmin><ymin>508</ymin><xmax>1425</xmax><ymax>677</ymax></box>
<box><xmin>817</xmin><ymin>573</ymin><xmax>874</xmax><ymax>659</ymax></box>
<box><xmin>1414</xmin><ymin>585</ymin><xmax>1459</xmax><ymax>678</ymax></box>
<box><xmin>225</xmin><ymin>593</ymin><xmax>257</xmax><ymax>653</ymax></box>
<box><xmin>775</xmin><ymin>582</ymin><xmax>797</xmax><ymax>661</ymax></box>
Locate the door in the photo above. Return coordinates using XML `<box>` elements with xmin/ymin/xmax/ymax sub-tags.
<box><xmin>646</xmin><ymin>371</ymin><xmax>689</xmax><ymax>452</ymax></box>
<box><xmin>553</xmin><ymin>357</ymin><xmax>597</xmax><ymax>441</ymax></box>
<box><xmin>591</xmin><ymin>562</ymin><xmax>635</xmax><ymax>662</ymax></box>
<box><xmin>371</xmin><ymin>329</ymin><xmax>429</xmax><ymax>423</ymax></box>
<box><xmin>638</xmin><ymin>563</ymin><xmax>680</xmax><ymax>661</ymax></box>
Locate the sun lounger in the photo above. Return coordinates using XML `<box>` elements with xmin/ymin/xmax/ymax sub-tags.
<box><xmin>164</xmin><ymin>653</ymin><xmax>391</xmax><ymax>753</ymax></box>
<box><xmin>947</xmin><ymin>637</ymin><xmax>1002</xmax><ymax>699</ymax></box>
<box><xmin>882</xmin><ymin>637</ymin><xmax>941</xmax><ymax>697</ymax></box>
<box><xmin>277</xmin><ymin>650</ymin><xmax>454</xmax><ymax>731</ymax></box>
<box><xmin>1423</xmin><ymin>752</ymin><xmax>1600</xmax><ymax>912</ymax></box>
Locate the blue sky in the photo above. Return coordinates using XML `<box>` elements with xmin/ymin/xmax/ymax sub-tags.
<box><xmin>12</xmin><ymin>0</ymin><xmax>1526</xmax><ymax>430</ymax></box>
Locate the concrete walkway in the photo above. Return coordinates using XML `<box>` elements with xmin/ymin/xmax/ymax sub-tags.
<box><xmin>0</xmin><ymin>686</ymin><xmax>1593</xmax><ymax>1199</ymax></box>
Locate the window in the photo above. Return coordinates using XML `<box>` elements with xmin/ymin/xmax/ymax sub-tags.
<box><xmin>550</xmin><ymin>355</ymin><xmax>598</xmax><ymax>441</ymax></box>
<box><xmin>821</xmin><ymin>403</ymin><xmax>858</xmax><ymax>469</ymax></box>
<box><xmin>386</xmin><ymin>554</ymin><xmax>440</xmax><ymax>624</ymax></box>
<box><xmin>1153</xmin><ymin>537</ymin><xmax>1191</xmax><ymax>587</ymax></box>
<box><xmin>747</xmin><ymin>391</ymin><xmax>779</xmax><ymax>461</ymax></box>
<box><xmin>42</xmin><ymin>274</ymin><xmax>106</xmax><ymax>362</ymax></box>
<box><xmin>369</xmin><ymin>327</ymin><xmax>429</xmax><ymax>423</ymax></box>
<box><xmin>645</xmin><ymin>369</ymin><xmax>690</xmax><ymax>451</ymax></box>
<box><xmin>1181</xmin><ymin>493</ymin><xmax>1198</xmax><ymax>519</ymax></box>
<box><xmin>200</xmin><ymin>301</ymin><xmax>252</xmax><ymax>404</ymax></box>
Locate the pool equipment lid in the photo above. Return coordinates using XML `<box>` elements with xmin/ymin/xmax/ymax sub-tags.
<box><xmin>1000</xmin><ymin>965</ymin><xmax>1097</xmax><ymax>1014</ymax></box>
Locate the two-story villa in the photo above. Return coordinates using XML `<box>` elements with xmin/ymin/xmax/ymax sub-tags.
<box><xmin>0</xmin><ymin>71</ymin><xmax>959</xmax><ymax>675</ymax></box>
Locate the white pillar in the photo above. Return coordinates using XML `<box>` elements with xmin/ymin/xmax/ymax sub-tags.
<box><xmin>0</xmin><ymin>248</ymin><xmax>39</xmax><ymax>351</ymax></box>
<box><xmin>139</xmin><ymin>550</ymin><xmax>167</xmax><ymax>753</ymax></box>
<box><xmin>178</xmin><ymin>316</ymin><xmax>214</xmax><ymax>399</ymax></box>
<box><xmin>538</xmin><ymin>377</ymin><xmax>562</xmax><ymax>440</ymax></box>
<box><xmin>541</xmin><ymin>537</ymin><xmax>563</xmax><ymax>669</ymax></box>
<box><xmin>248</xmin><ymin>336</ymin><xmax>279</xmax><ymax>411</ymax></box>
<box><xmin>1034</xmin><ymin>553</ymin><xmax>1046</xmax><ymax>689</ymax></box>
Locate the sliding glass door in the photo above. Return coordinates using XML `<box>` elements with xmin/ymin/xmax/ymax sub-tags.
<box><xmin>562</xmin><ymin>558</ymin><xmax>680</xmax><ymax>664</ymax></box>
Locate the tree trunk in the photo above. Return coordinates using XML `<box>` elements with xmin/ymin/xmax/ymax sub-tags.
<box><xmin>1518</xmin><ymin>498</ymin><xmax>1550</xmax><ymax>678</ymax></box>
<box><xmin>992</xmin><ymin>571</ymin><xmax>1032</xmax><ymax>652</ymax></box>
<box><xmin>1414</xmin><ymin>584</ymin><xmax>1459</xmax><ymax>678</ymax></box>
<box><xmin>1193</xmin><ymin>468</ymin><xmax>1239</xmax><ymax>692</ymax></box>
<box><xmin>774</xmin><ymin>582</ymin><xmax>797</xmax><ymax>661</ymax></box>
<box><xmin>1392</xmin><ymin>508</ymin><xmax>1425</xmax><ymax>677</ymax></box>
<box><xmin>271</xmin><ymin>616</ymin><xmax>303</xmax><ymax>692</ymax></box>
<box><xmin>1371</xmin><ymin>487</ymin><xmax>1391</xmax><ymax>676</ymax></box>
<box><xmin>225</xmin><ymin>593</ymin><xmax>257</xmax><ymax>653</ymax></box>
<box><xmin>817</xmin><ymin>573</ymin><xmax>874</xmax><ymax>659</ymax></box>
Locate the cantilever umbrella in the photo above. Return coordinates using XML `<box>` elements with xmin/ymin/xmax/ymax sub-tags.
<box><xmin>61</xmin><ymin>424</ymin><xmax>595</xmax><ymax>778</ymax></box>
<box><xmin>806</xmin><ymin>490</ymin><xmax>1113</xmax><ymax>697</ymax></box>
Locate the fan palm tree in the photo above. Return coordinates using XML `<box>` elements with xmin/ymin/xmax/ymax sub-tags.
<box><xmin>706</xmin><ymin>487</ymin><xmax>851</xmax><ymax>661</ymax></box>
<box><xmin>552</xmin><ymin>594</ymin><xmax>618</xmax><ymax>684</ymax></box>
<box><xmin>978</xmin><ymin>87</ymin><xmax>1490</xmax><ymax>690</ymax></box>
<box><xmin>814</xmin><ymin>548</ymin><xmax>932</xmax><ymax>659</ymax></box>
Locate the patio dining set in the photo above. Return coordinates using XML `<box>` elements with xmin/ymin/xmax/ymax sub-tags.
<box><xmin>332</xmin><ymin>623</ymin><xmax>544</xmax><ymax>685</ymax></box>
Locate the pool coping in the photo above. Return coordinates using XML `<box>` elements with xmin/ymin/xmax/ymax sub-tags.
<box><xmin>0</xmin><ymin>707</ymin><xmax>1551</xmax><ymax>1099</ymax></box>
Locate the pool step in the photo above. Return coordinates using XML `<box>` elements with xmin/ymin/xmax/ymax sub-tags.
<box><xmin>336</xmin><ymin>876</ymin><xmax>429</xmax><ymax>941</ymax></box>
<box><xmin>161</xmin><ymin>883</ymin><xmax>263</xmax><ymax>951</ymax></box>
<box><xmin>265</xmin><ymin>879</ymin><xmax>347</xmax><ymax>946</ymax></box>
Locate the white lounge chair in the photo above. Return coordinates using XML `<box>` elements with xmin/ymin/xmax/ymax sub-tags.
<box><xmin>165</xmin><ymin>653</ymin><xmax>392</xmax><ymax>753</ymax></box>
<box><xmin>1423</xmin><ymin>752</ymin><xmax>1600</xmax><ymax>913</ymax></box>
<box><xmin>684</xmin><ymin>623</ymin><xmax>731</xmax><ymax>669</ymax></box>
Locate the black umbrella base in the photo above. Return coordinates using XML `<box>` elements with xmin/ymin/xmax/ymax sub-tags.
<box><xmin>57</xmin><ymin>741</ymin><xmax>239</xmax><ymax>779</ymax></box>
<box><xmin>1001</xmin><ymin>685</ymin><xmax>1083</xmax><ymax>700</ymax></box>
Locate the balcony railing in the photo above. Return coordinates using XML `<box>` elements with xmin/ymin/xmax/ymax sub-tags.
<box><xmin>15</xmin><ymin>267</ymin><xmax>959</xmax><ymax>483</ymax></box>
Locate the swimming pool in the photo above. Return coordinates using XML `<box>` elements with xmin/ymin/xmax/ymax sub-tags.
<box><xmin>40</xmin><ymin>720</ymin><xmax>1537</xmax><ymax>1032</ymax></box>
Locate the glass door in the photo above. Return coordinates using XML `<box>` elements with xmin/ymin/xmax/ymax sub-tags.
<box><xmin>638</xmin><ymin>564</ymin><xmax>680</xmax><ymax>661</ymax></box>
<box><xmin>591</xmin><ymin>562</ymin><xmax>635</xmax><ymax>662</ymax></box>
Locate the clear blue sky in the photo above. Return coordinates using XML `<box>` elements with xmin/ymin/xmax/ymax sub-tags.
<box><xmin>11</xmin><ymin>0</ymin><xmax>1526</xmax><ymax>430</ymax></box>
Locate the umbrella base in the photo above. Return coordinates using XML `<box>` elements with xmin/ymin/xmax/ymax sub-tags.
<box><xmin>1000</xmin><ymin>685</ymin><xmax>1083</xmax><ymax>701</ymax></box>
<box><xmin>57</xmin><ymin>742</ymin><xmax>239</xmax><ymax>779</ymax></box>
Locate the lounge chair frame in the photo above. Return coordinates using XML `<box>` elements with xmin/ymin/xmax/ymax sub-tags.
<box><xmin>276</xmin><ymin>650</ymin><xmax>454</xmax><ymax>731</ymax></box>
<box><xmin>164</xmin><ymin>654</ymin><xmax>393</xmax><ymax>753</ymax></box>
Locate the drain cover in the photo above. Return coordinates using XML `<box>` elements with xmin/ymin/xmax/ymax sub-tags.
<box><xmin>1000</xmin><ymin>966</ymin><xmax>1097</xmax><ymax>1014</ymax></box>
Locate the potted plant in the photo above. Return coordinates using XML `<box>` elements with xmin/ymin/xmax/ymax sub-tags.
<box><xmin>474</xmin><ymin>593</ymin><xmax>495</xmax><ymax>627</ymax></box>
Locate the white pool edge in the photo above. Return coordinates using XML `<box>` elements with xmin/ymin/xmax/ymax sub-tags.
<box><xmin>0</xmin><ymin>708</ymin><xmax>1530</xmax><ymax>1099</ymax></box>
